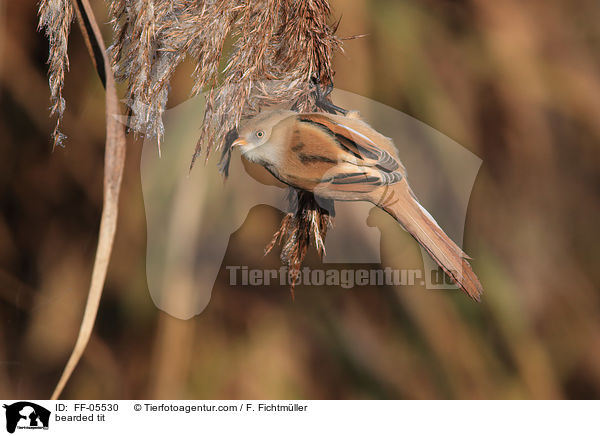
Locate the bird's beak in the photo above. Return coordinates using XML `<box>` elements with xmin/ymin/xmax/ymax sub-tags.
<box><xmin>232</xmin><ymin>137</ymin><xmax>248</xmax><ymax>148</ymax></box>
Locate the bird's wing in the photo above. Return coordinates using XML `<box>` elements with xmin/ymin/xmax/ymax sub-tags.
<box><xmin>312</xmin><ymin>163</ymin><xmax>404</xmax><ymax>202</ymax></box>
<box><xmin>296</xmin><ymin>113</ymin><xmax>401</xmax><ymax>173</ymax></box>
<box><xmin>326</xmin><ymin>167</ymin><xmax>403</xmax><ymax>188</ymax></box>
<box><xmin>281</xmin><ymin>116</ymin><xmax>404</xmax><ymax>197</ymax></box>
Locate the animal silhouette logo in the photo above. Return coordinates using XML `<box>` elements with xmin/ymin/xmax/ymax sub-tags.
<box><xmin>2</xmin><ymin>402</ymin><xmax>50</xmax><ymax>434</ymax></box>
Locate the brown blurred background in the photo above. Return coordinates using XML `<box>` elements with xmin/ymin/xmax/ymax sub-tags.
<box><xmin>1</xmin><ymin>0</ymin><xmax>600</xmax><ymax>399</ymax></box>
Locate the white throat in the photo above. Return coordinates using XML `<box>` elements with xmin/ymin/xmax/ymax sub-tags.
<box><xmin>240</xmin><ymin>143</ymin><xmax>270</xmax><ymax>164</ymax></box>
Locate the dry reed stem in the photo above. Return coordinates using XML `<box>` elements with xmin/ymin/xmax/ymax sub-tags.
<box><xmin>42</xmin><ymin>0</ymin><xmax>126</xmax><ymax>400</ymax></box>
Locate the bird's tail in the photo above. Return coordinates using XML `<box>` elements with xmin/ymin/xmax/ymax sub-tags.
<box><xmin>377</xmin><ymin>182</ymin><xmax>483</xmax><ymax>301</ymax></box>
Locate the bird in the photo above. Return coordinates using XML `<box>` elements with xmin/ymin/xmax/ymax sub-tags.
<box><xmin>231</xmin><ymin>109</ymin><xmax>483</xmax><ymax>301</ymax></box>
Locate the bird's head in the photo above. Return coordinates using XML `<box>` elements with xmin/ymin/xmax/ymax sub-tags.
<box><xmin>232</xmin><ymin>110</ymin><xmax>295</xmax><ymax>153</ymax></box>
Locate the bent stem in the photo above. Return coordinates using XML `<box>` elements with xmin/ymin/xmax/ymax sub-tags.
<box><xmin>51</xmin><ymin>0</ymin><xmax>126</xmax><ymax>400</ymax></box>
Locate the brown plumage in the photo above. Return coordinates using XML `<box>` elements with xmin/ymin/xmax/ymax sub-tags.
<box><xmin>233</xmin><ymin>110</ymin><xmax>483</xmax><ymax>301</ymax></box>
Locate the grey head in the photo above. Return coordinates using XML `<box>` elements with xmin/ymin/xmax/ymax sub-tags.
<box><xmin>232</xmin><ymin>109</ymin><xmax>296</xmax><ymax>151</ymax></box>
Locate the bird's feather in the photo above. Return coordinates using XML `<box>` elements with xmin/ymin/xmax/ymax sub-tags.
<box><xmin>296</xmin><ymin>113</ymin><xmax>401</xmax><ymax>173</ymax></box>
<box><xmin>380</xmin><ymin>180</ymin><xmax>483</xmax><ymax>301</ymax></box>
<box><xmin>275</xmin><ymin>115</ymin><xmax>405</xmax><ymax>196</ymax></box>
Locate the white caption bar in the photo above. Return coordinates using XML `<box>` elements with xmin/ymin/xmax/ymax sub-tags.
<box><xmin>0</xmin><ymin>400</ymin><xmax>596</xmax><ymax>435</ymax></box>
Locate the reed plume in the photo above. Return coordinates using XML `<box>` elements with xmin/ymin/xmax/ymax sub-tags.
<box><xmin>37</xmin><ymin>0</ymin><xmax>73</xmax><ymax>148</ymax></box>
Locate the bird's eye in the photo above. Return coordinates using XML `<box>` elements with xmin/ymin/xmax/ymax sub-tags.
<box><xmin>256</xmin><ymin>130</ymin><xmax>264</xmax><ymax>138</ymax></box>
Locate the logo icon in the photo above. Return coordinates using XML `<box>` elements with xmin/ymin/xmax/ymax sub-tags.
<box><xmin>2</xmin><ymin>402</ymin><xmax>50</xmax><ymax>434</ymax></box>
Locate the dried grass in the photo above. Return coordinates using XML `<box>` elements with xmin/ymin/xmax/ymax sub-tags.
<box><xmin>265</xmin><ymin>189</ymin><xmax>333</xmax><ymax>296</ymax></box>
<box><xmin>107</xmin><ymin>0</ymin><xmax>341</xmax><ymax>157</ymax></box>
<box><xmin>37</xmin><ymin>0</ymin><xmax>73</xmax><ymax>148</ymax></box>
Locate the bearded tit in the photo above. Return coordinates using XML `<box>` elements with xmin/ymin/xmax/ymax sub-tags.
<box><xmin>232</xmin><ymin>110</ymin><xmax>483</xmax><ymax>301</ymax></box>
